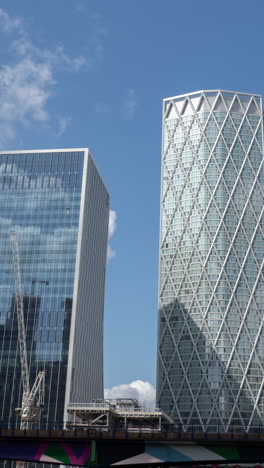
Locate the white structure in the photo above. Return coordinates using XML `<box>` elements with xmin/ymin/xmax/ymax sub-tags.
<box><xmin>157</xmin><ymin>91</ymin><xmax>264</xmax><ymax>432</ymax></box>
<box><xmin>67</xmin><ymin>399</ymin><xmax>174</xmax><ymax>432</ymax></box>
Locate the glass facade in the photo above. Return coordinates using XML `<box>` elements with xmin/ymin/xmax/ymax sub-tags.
<box><xmin>0</xmin><ymin>149</ymin><xmax>109</xmax><ymax>428</ymax></box>
<box><xmin>157</xmin><ymin>90</ymin><xmax>264</xmax><ymax>432</ymax></box>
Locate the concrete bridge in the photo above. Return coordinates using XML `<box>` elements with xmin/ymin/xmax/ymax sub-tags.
<box><xmin>1</xmin><ymin>428</ymin><xmax>264</xmax><ymax>466</ymax></box>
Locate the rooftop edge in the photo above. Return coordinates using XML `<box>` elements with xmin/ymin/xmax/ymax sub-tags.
<box><xmin>164</xmin><ymin>90</ymin><xmax>262</xmax><ymax>102</ymax></box>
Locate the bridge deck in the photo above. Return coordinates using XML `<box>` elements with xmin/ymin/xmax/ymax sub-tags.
<box><xmin>1</xmin><ymin>427</ymin><xmax>264</xmax><ymax>442</ymax></box>
<box><xmin>1</xmin><ymin>429</ymin><xmax>264</xmax><ymax>466</ymax></box>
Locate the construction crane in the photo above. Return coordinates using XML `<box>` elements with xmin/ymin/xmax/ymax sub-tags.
<box><xmin>10</xmin><ymin>231</ymin><xmax>45</xmax><ymax>430</ymax></box>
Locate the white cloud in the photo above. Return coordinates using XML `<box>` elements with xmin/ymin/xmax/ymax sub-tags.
<box><xmin>56</xmin><ymin>116</ymin><xmax>72</xmax><ymax>137</ymax></box>
<box><xmin>0</xmin><ymin>58</ymin><xmax>53</xmax><ymax>147</ymax></box>
<box><xmin>104</xmin><ymin>380</ymin><xmax>156</xmax><ymax>409</ymax></box>
<box><xmin>11</xmin><ymin>39</ymin><xmax>89</xmax><ymax>72</ymax></box>
<box><xmin>0</xmin><ymin>8</ymin><xmax>22</xmax><ymax>33</ymax></box>
<box><xmin>0</xmin><ymin>8</ymin><xmax>102</xmax><ymax>145</ymax></box>
<box><xmin>0</xmin><ymin>59</ymin><xmax>54</xmax><ymax>122</ymax></box>
<box><xmin>107</xmin><ymin>209</ymin><xmax>117</xmax><ymax>260</ymax></box>
<box><xmin>108</xmin><ymin>209</ymin><xmax>117</xmax><ymax>238</ymax></box>
<box><xmin>124</xmin><ymin>89</ymin><xmax>137</xmax><ymax>118</ymax></box>
<box><xmin>107</xmin><ymin>245</ymin><xmax>115</xmax><ymax>261</ymax></box>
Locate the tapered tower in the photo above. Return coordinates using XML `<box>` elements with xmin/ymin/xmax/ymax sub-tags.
<box><xmin>157</xmin><ymin>90</ymin><xmax>264</xmax><ymax>432</ymax></box>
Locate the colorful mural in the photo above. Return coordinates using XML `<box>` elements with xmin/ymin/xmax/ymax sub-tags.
<box><xmin>0</xmin><ymin>436</ymin><xmax>264</xmax><ymax>466</ymax></box>
<box><xmin>0</xmin><ymin>439</ymin><xmax>96</xmax><ymax>465</ymax></box>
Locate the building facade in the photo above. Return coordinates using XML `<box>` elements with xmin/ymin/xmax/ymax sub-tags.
<box><xmin>157</xmin><ymin>90</ymin><xmax>264</xmax><ymax>432</ymax></box>
<box><xmin>0</xmin><ymin>148</ymin><xmax>109</xmax><ymax>427</ymax></box>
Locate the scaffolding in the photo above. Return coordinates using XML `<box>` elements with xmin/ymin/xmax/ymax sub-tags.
<box><xmin>67</xmin><ymin>399</ymin><xmax>174</xmax><ymax>432</ymax></box>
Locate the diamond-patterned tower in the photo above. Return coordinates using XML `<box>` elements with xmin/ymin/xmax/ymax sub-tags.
<box><xmin>157</xmin><ymin>90</ymin><xmax>264</xmax><ymax>432</ymax></box>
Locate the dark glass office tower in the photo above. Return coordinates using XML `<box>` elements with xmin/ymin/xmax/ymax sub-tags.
<box><xmin>0</xmin><ymin>149</ymin><xmax>109</xmax><ymax>427</ymax></box>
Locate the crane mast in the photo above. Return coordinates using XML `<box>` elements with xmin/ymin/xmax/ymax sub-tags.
<box><xmin>10</xmin><ymin>231</ymin><xmax>45</xmax><ymax>430</ymax></box>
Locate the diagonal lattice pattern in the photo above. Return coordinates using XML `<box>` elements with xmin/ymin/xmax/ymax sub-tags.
<box><xmin>157</xmin><ymin>90</ymin><xmax>264</xmax><ymax>432</ymax></box>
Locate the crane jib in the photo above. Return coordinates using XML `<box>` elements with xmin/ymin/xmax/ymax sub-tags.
<box><xmin>10</xmin><ymin>231</ymin><xmax>45</xmax><ymax>430</ymax></box>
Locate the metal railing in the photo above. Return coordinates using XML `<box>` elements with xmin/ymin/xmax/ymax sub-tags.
<box><xmin>1</xmin><ymin>420</ymin><xmax>264</xmax><ymax>439</ymax></box>
<box><xmin>67</xmin><ymin>402</ymin><xmax>111</xmax><ymax>409</ymax></box>
<box><xmin>67</xmin><ymin>402</ymin><xmax>162</xmax><ymax>412</ymax></box>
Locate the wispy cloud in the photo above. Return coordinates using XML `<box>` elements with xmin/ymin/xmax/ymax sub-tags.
<box><xmin>56</xmin><ymin>116</ymin><xmax>72</xmax><ymax>137</ymax></box>
<box><xmin>0</xmin><ymin>8</ymin><xmax>22</xmax><ymax>33</ymax></box>
<box><xmin>75</xmin><ymin>2</ymin><xmax>86</xmax><ymax>13</ymax></box>
<box><xmin>11</xmin><ymin>38</ymin><xmax>88</xmax><ymax>72</ymax></box>
<box><xmin>96</xmin><ymin>102</ymin><xmax>110</xmax><ymax>114</ymax></box>
<box><xmin>123</xmin><ymin>88</ymin><xmax>137</xmax><ymax>118</ymax></box>
<box><xmin>75</xmin><ymin>8</ymin><xmax>106</xmax><ymax>63</ymax></box>
<box><xmin>104</xmin><ymin>381</ymin><xmax>156</xmax><ymax>409</ymax></box>
<box><xmin>107</xmin><ymin>209</ymin><xmax>117</xmax><ymax>261</ymax></box>
<box><xmin>0</xmin><ymin>8</ymin><xmax>103</xmax><ymax>146</ymax></box>
<box><xmin>89</xmin><ymin>12</ymin><xmax>107</xmax><ymax>63</ymax></box>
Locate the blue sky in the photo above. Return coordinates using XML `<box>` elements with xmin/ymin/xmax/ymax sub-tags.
<box><xmin>0</xmin><ymin>0</ymin><xmax>264</xmax><ymax>403</ymax></box>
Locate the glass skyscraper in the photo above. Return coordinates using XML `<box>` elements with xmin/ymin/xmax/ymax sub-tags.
<box><xmin>0</xmin><ymin>148</ymin><xmax>109</xmax><ymax>428</ymax></box>
<box><xmin>157</xmin><ymin>90</ymin><xmax>264</xmax><ymax>432</ymax></box>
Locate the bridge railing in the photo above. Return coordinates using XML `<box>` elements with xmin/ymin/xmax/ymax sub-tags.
<box><xmin>1</xmin><ymin>420</ymin><xmax>264</xmax><ymax>439</ymax></box>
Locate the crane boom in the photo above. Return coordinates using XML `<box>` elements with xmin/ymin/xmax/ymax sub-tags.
<box><xmin>21</xmin><ymin>371</ymin><xmax>46</xmax><ymax>420</ymax></box>
<box><xmin>10</xmin><ymin>231</ymin><xmax>30</xmax><ymax>400</ymax></box>
<box><xmin>10</xmin><ymin>231</ymin><xmax>45</xmax><ymax>430</ymax></box>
